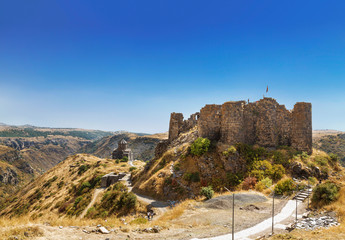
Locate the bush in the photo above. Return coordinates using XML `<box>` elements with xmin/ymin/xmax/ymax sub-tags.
<box><xmin>183</xmin><ymin>172</ymin><xmax>200</xmax><ymax>182</ymax></box>
<box><xmin>255</xmin><ymin>177</ymin><xmax>272</xmax><ymax>192</ymax></box>
<box><xmin>117</xmin><ymin>192</ymin><xmax>137</xmax><ymax>210</ymax></box>
<box><xmin>314</xmin><ymin>155</ymin><xmax>329</xmax><ymax>166</ymax></box>
<box><xmin>77</xmin><ymin>181</ymin><xmax>91</xmax><ymax>195</ymax></box>
<box><xmin>222</xmin><ymin>146</ymin><xmax>237</xmax><ymax>157</ymax></box>
<box><xmin>226</xmin><ymin>172</ymin><xmax>243</xmax><ymax>187</ymax></box>
<box><xmin>242</xmin><ymin>176</ymin><xmax>257</xmax><ymax>190</ymax></box>
<box><xmin>78</xmin><ymin>164</ymin><xmax>90</xmax><ymax>175</ymax></box>
<box><xmin>200</xmin><ymin>186</ymin><xmax>214</xmax><ymax>200</ymax></box>
<box><xmin>120</xmin><ymin>156</ymin><xmax>129</xmax><ymax>162</ymax></box>
<box><xmin>129</xmin><ymin>167</ymin><xmax>137</xmax><ymax>172</ymax></box>
<box><xmin>329</xmin><ymin>153</ymin><xmax>339</xmax><ymax>162</ymax></box>
<box><xmin>312</xmin><ymin>182</ymin><xmax>339</xmax><ymax>206</ymax></box>
<box><xmin>271</xmin><ymin>164</ymin><xmax>285</xmax><ymax>181</ymax></box>
<box><xmin>190</xmin><ymin>138</ymin><xmax>211</xmax><ymax>156</ymax></box>
<box><xmin>274</xmin><ymin>178</ymin><xmax>296</xmax><ymax>195</ymax></box>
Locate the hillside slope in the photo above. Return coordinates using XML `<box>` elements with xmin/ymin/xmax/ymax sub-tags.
<box><xmin>0</xmin><ymin>154</ymin><xmax>143</xmax><ymax>219</ymax></box>
<box><xmin>0</xmin><ymin>145</ymin><xmax>35</xmax><ymax>199</ymax></box>
<box><xmin>313</xmin><ymin>133</ymin><xmax>345</xmax><ymax>165</ymax></box>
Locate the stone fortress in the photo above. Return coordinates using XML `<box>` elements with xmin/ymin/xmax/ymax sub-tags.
<box><xmin>168</xmin><ymin>98</ymin><xmax>312</xmax><ymax>154</ymax></box>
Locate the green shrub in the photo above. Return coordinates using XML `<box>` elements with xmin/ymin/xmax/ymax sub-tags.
<box><xmin>226</xmin><ymin>172</ymin><xmax>244</xmax><ymax>187</ymax></box>
<box><xmin>183</xmin><ymin>172</ymin><xmax>200</xmax><ymax>182</ymax></box>
<box><xmin>57</xmin><ymin>180</ymin><xmax>65</xmax><ymax>189</ymax></box>
<box><xmin>190</xmin><ymin>138</ymin><xmax>211</xmax><ymax>156</ymax></box>
<box><xmin>329</xmin><ymin>153</ymin><xmax>339</xmax><ymax>162</ymax></box>
<box><xmin>77</xmin><ymin>181</ymin><xmax>91</xmax><ymax>195</ymax></box>
<box><xmin>255</xmin><ymin>177</ymin><xmax>272</xmax><ymax>192</ymax></box>
<box><xmin>274</xmin><ymin>178</ymin><xmax>296</xmax><ymax>196</ymax></box>
<box><xmin>312</xmin><ymin>182</ymin><xmax>339</xmax><ymax>206</ymax></box>
<box><xmin>120</xmin><ymin>156</ymin><xmax>129</xmax><ymax>162</ymax></box>
<box><xmin>200</xmin><ymin>186</ymin><xmax>214</xmax><ymax>200</ymax></box>
<box><xmin>222</xmin><ymin>146</ymin><xmax>237</xmax><ymax>157</ymax></box>
<box><xmin>271</xmin><ymin>151</ymin><xmax>290</xmax><ymax>167</ymax></box>
<box><xmin>117</xmin><ymin>192</ymin><xmax>137</xmax><ymax>210</ymax></box>
<box><xmin>271</xmin><ymin>164</ymin><xmax>285</xmax><ymax>181</ymax></box>
<box><xmin>115</xmin><ymin>159</ymin><xmax>120</xmax><ymax>164</ymax></box>
<box><xmin>129</xmin><ymin>167</ymin><xmax>137</xmax><ymax>172</ymax></box>
<box><xmin>314</xmin><ymin>155</ymin><xmax>329</xmax><ymax>166</ymax></box>
<box><xmin>78</xmin><ymin>164</ymin><xmax>90</xmax><ymax>175</ymax></box>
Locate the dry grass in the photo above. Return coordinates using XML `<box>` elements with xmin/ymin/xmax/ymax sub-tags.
<box><xmin>158</xmin><ymin>199</ymin><xmax>196</xmax><ymax>222</ymax></box>
<box><xmin>0</xmin><ymin>225</ymin><xmax>43</xmax><ymax>239</ymax></box>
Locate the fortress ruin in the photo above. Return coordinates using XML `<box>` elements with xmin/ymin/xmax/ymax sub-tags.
<box><xmin>168</xmin><ymin>98</ymin><xmax>312</xmax><ymax>154</ymax></box>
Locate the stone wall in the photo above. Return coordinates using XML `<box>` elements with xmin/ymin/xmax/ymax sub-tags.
<box><xmin>291</xmin><ymin>102</ymin><xmax>312</xmax><ymax>154</ymax></box>
<box><xmin>220</xmin><ymin>101</ymin><xmax>245</xmax><ymax>145</ymax></box>
<box><xmin>169</xmin><ymin>112</ymin><xmax>200</xmax><ymax>142</ymax></box>
<box><xmin>168</xmin><ymin>98</ymin><xmax>312</xmax><ymax>154</ymax></box>
<box><xmin>198</xmin><ymin>104</ymin><xmax>222</xmax><ymax>141</ymax></box>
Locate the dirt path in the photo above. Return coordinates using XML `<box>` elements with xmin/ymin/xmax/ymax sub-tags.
<box><xmin>79</xmin><ymin>188</ymin><xmax>105</xmax><ymax>218</ymax></box>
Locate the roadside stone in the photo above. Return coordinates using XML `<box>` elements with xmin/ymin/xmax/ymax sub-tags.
<box><xmin>99</xmin><ymin>226</ymin><xmax>110</xmax><ymax>234</ymax></box>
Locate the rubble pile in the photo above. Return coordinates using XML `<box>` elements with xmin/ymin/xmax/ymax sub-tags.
<box><xmin>295</xmin><ymin>215</ymin><xmax>339</xmax><ymax>230</ymax></box>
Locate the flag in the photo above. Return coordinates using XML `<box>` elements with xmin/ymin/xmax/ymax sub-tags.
<box><xmin>266</xmin><ymin>85</ymin><xmax>268</xmax><ymax>93</ymax></box>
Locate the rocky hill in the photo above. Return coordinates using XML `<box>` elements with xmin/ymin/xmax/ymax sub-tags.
<box><xmin>132</xmin><ymin>127</ymin><xmax>340</xmax><ymax>201</ymax></box>
<box><xmin>0</xmin><ymin>145</ymin><xmax>35</xmax><ymax>199</ymax></box>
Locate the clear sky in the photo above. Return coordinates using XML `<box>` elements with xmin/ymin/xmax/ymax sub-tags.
<box><xmin>1</xmin><ymin>0</ymin><xmax>345</xmax><ymax>133</ymax></box>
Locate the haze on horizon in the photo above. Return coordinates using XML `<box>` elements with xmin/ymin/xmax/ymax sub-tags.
<box><xmin>1</xmin><ymin>1</ymin><xmax>345</xmax><ymax>133</ymax></box>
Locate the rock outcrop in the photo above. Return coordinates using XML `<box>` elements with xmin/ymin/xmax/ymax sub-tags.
<box><xmin>0</xmin><ymin>167</ymin><xmax>18</xmax><ymax>185</ymax></box>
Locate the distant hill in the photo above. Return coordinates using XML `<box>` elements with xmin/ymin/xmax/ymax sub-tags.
<box><xmin>313</xmin><ymin>131</ymin><xmax>345</xmax><ymax>165</ymax></box>
<box><xmin>0</xmin><ymin>126</ymin><xmax>113</xmax><ymax>140</ymax></box>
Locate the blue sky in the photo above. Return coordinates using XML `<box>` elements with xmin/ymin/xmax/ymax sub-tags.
<box><xmin>1</xmin><ymin>0</ymin><xmax>345</xmax><ymax>133</ymax></box>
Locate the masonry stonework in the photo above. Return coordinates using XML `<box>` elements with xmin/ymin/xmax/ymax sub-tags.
<box><xmin>168</xmin><ymin>98</ymin><xmax>312</xmax><ymax>154</ymax></box>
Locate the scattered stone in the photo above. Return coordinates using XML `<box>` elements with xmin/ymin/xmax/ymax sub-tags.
<box><xmin>99</xmin><ymin>226</ymin><xmax>110</xmax><ymax>234</ymax></box>
<box><xmin>97</xmin><ymin>224</ymin><xmax>102</xmax><ymax>227</ymax></box>
<box><xmin>24</xmin><ymin>232</ymin><xmax>29</xmax><ymax>237</ymax></box>
<box><xmin>59</xmin><ymin>226</ymin><xmax>63</xmax><ymax>229</ymax></box>
<box><xmin>82</xmin><ymin>229</ymin><xmax>90</xmax><ymax>234</ymax></box>
<box><xmin>153</xmin><ymin>226</ymin><xmax>161</xmax><ymax>233</ymax></box>
<box><xmin>294</xmin><ymin>215</ymin><xmax>339</xmax><ymax>230</ymax></box>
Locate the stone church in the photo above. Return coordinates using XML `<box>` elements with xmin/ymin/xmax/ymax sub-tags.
<box><xmin>112</xmin><ymin>139</ymin><xmax>134</xmax><ymax>161</ymax></box>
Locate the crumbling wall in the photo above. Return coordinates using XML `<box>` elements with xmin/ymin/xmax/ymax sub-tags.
<box><xmin>198</xmin><ymin>104</ymin><xmax>222</xmax><ymax>141</ymax></box>
<box><xmin>291</xmin><ymin>102</ymin><xmax>312</xmax><ymax>154</ymax></box>
<box><xmin>168</xmin><ymin>113</ymin><xmax>184</xmax><ymax>142</ymax></box>
<box><xmin>168</xmin><ymin>112</ymin><xmax>199</xmax><ymax>142</ymax></box>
